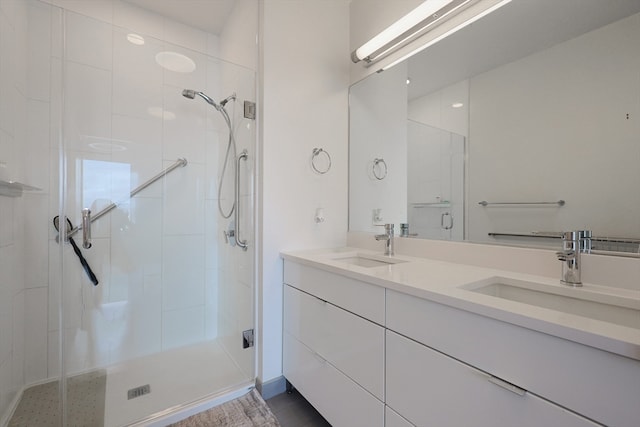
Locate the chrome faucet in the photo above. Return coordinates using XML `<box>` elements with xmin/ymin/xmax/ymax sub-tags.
<box><xmin>375</xmin><ymin>223</ymin><xmax>395</xmax><ymax>256</ymax></box>
<box><xmin>556</xmin><ymin>230</ymin><xmax>591</xmax><ymax>286</ymax></box>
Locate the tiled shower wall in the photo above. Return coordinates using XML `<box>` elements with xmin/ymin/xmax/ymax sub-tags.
<box><xmin>0</xmin><ymin>1</ymin><xmax>256</xmax><ymax>420</ymax></box>
<box><xmin>0</xmin><ymin>0</ymin><xmax>49</xmax><ymax>419</ymax></box>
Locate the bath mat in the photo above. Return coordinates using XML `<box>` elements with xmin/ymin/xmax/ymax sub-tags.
<box><xmin>8</xmin><ymin>370</ymin><xmax>106</xmax><ymax>427</ymax></box>
<box><xmin>169</xmin><ymin>388</ymin><xmax>281</xmax><ymax>427</ymax></box>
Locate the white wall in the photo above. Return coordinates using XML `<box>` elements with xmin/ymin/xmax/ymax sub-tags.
<box><xmin>259</xmin><ymin>0</ymin><xmax>350</xmax><ymax>385</ymax></box>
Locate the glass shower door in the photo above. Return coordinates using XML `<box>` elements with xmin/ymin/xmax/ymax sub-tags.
<box><xmin>407</xmin><ymin>120</ymin><xmax>465</xmax><ymax>240</ymax></box>
<box><xmin>57</xmin><ymin>12</ymin><xmax>256</xmax><ymax>426</ymax></box>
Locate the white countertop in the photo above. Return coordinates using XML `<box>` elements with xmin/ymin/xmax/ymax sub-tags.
<box><xmin>281</xmin><ymin>247</ymin><xmax>640</xmax><ymax>361</ymax></box>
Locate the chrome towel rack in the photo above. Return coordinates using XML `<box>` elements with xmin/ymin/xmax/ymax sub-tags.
<box><xmin>66</xmin><ymin>157</ymin><xmax>188</xmax><ymax>239</ymax></box>
<box><xmin>478</xmin><ymin>200</ymin><xmax>565</xmax><ymax>207</ymax></box>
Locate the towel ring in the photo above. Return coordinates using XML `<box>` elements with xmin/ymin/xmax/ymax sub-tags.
<box><xmin>311</xmin><ymin>148</ymin><xmax>331</xmax><ymax>174</ymax></box>
<box><xmin>373</xmin><ymin>158</ymin><xmax>387</xmax><ymax>180</ymax></box>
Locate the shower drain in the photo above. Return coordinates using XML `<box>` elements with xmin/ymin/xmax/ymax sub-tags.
<box><xmin>127</xmin><ymin>384</ymin><xmax>151</xmax><ymax>400</ymax></box>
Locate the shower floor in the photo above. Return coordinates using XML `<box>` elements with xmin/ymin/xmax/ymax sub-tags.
<box><xmin>9</xmin><ymin>370</ymin><xmax>106</xmax><ymax>427</ymax></box>
<box><xmin>9</xmin><ymin>340</ymin><xmax>250</xmax><ymax>427</ymax></box>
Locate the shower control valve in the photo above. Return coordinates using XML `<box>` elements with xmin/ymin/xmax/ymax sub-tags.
<box><xmin>223</xmin><ymin>221</ymin><xmax>237</xmax><ymax>247</ymax></box>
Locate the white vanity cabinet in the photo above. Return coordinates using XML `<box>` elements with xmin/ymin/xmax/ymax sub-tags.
<box><xmin>282</xmin><ymin>257</ymin><xmax>640</xmax><ymax>427</ymax></box>
<box><xmin>386</xmin><ymin>289</ymin><xmax>640</xmax><ymax>427</ymax></box>
<box><xmin>386</xmin><ymin>331</ymin><xmax>599</xmax><ymax>427</ymax></box>
<box><xmin>283</xmin><ymin>261</ymin><xmax>385</xmax><ymax>427</ymax></box>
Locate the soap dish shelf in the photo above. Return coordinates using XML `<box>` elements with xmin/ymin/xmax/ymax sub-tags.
<box><xmin>0</xmin><ymin>180</ymin><xmax>42</xmax><ymax>197</ymax></box>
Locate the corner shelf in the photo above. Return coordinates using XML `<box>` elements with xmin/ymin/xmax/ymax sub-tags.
<box><xmin>0</xmin><ymin>180</ymin><xmax>42</xmax><ymax>197</ymax></box>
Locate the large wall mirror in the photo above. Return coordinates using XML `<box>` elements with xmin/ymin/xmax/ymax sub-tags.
<box><xmin>349</xmin><ymin>0</ymin><xmax>640</xmax><ymax>256</ymax></box>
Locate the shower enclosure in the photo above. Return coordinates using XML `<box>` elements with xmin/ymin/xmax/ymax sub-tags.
<box><xmin>1</xmin><ymin>1</ymin><xmax>257</xmax><ymax>426</ymax></box>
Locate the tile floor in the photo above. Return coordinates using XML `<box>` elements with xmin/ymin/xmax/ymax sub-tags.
<box><xmin>266</xmin><ymin>389</ymin><xmax>331</xmax><ymax>427</ymax></box>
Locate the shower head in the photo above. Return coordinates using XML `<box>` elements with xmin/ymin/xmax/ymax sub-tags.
<box><xmin>182</xmin><ymin>89</ymin><xmax>236</xmax><ymax>111</ymax></box>
<box><xmin>182</xmin><ymin>89</ymin><xmax>219</xmax><ymax>109</ymax></box>
<box><xmin>181</xmin><ymin>89</ymin><xmax>196</xmax><ymax>99</ymax></box>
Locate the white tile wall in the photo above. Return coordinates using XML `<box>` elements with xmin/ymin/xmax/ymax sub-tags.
<box><xmin>0</xmin><ymin>0</ymin><xmax>30</xmax><ymax>420</ymax></box>
<box><xmin>65</xmin><ymin>11</ymin><xmax>113</xmax><ymax>70</ymax></box>
<box><xmin>64</xmin><ymin>61</ymin><xmax>112</xmax><ymax>151</ymax></box>
<box><xmin>24</xmin><ymin>287</ymin><xmax>48</xmax><ymax>384</ymax></box>
<box><xmin>26</xmin><ymin>1</ymin><xmax>52</xmax><ymax>101</ymax></box>
<box><xmin>162</xmin><ymin>234</ymin><xmax>205</xmax><ymax>311</ymax></box>
<box><xmin>162</xmin><ymin>306</ymin><xmax>205</xmax><ymax>350</ymax></box>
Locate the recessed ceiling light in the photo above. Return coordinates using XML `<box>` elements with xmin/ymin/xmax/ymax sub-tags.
<box><xmin>452</xmin><ymin>102</ymin><xmax>464</xmax><ymax>108</ymax></box>
<box><xmin>406</xmin><ymin>78</ymin><xmax>411</xmax><ymax>85</ymax></box>
<box><xmin>126</xmin><ymin>33</ymin><xmax>145</xmax><ymax>46</ymax></box>
<box><xmin>155</xmin><ymin>51</ymin><xmax>196</xmax><ymax>73</ymax></box>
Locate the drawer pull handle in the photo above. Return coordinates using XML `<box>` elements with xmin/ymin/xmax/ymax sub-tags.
<box><xmin>312</xmin><ymin>350</ymin><xmax>327</xmax><ymax>364</ymax></box>
<box><xmin>313</xmin><ymin>296</ymin><xmax>327</xmax><ymax>305</ymax></box>
<box><xmin>488</xmin><ymin>376</ymin><xmax>526</xmax><ymax>396</ymax></box>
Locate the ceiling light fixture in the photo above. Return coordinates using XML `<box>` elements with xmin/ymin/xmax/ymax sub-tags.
<box><xmin>452</xmin><ymin>102</ymin><xmax>464</xmax><ymax>108</ymax></box>
<box><xmin>351</xmin><ymin>0</ymin><xmax>473</xmax><ymax>65</ymax></box>
<box><xmin>379</xmin><ymin>0</ymin><xmax>512</xmax><ymax>72</ymax></box>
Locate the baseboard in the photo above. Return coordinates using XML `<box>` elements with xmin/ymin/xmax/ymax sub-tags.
<box><xmin>256</xmin><ymin>376</ymin><xmax>286</xmax><ymax>400</ymax></box>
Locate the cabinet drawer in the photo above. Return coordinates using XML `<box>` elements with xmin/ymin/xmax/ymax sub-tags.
<box><xmin>386</xmin><ymin>331</ymin><xmax>598</xmax><ymax>427</ymax></box>
<box><xmin>386</xmin><ymin>289</ymin><xmax>640</xmax><ymax>427</ymax></box>
<box><xmin>284</xmin><ymin>285</ymin><xmax>385</xmax><ymax>400</ymax></box>
<box><xmin>283</xmin><ymin>261</ymin><xmax>384</xmax><ymax>324</ymax></box>
<box><xmin>283</xmin><ymin>332</ymin><xmax>384</xmax><ymax>427</ymax></box>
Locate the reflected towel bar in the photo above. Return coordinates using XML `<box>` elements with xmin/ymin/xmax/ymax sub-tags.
<box><xmin>488</xmin><ymin>232</ymin><xmax>562</xmax><ymax>239</ymax></box>
<box><xmin>66</xmin><ymin>158</ymin><xmax>188</xmax><ymax>239</ymax></box>
<box><xmin>479</xmin><ymin>200</ymin><xmax>565</xmax><ymax>207</ymax></box>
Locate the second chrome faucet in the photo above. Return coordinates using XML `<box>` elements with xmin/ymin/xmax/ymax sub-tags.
<box><xmin>375</xmin><ymin>223</ymin><xmax>395</xmax><ymax>256</ymax></box>
<box><xmin>556</xmin><ymin>230</ymin><xmax>591</xmax><ymax>286</ymax></box>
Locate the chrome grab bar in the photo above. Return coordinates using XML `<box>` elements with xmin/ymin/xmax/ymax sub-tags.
<box><xmin>81</xmin><ymin>208</ymin><xmax>92</xmax><ymax>249</ymax></box>
<box><xmin>235</xmin><ymin>150</ymin><xmax>248</xmax><ymax>251</ymax></box>
<box><xmin>66</xmin><ymin>158</ymin><xmax>187</xmax><ymax>239</ymax></box>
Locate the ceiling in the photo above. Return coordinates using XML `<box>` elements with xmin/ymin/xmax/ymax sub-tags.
<box><xmin>123</xmin><ymin>0</ymin><xmax>235</xmax><ymax>34</ymax></box>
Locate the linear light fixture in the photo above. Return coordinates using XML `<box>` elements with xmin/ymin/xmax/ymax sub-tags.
<box><xmin>378</xmin><ymin>0</ymin><xmax>512</xmax><ymax>72</ymax></box>
<box><xmin>351</xmin><ymin>0</ymin><xmax>474</xmax><ymax>64</ymax></box>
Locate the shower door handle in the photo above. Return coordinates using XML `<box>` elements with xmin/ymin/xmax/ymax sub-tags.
<box><xmin>235</xmin><ymin>150</ymin><xmax>248</xmax><ymax>251</ymax></box>
<box><xmin>81</xmin><ymin>208</ymin><xmax>92</xmax><ymax>249</ymax></box>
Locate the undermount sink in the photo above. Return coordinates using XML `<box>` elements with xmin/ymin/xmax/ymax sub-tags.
<box><xmin>331</xmin><ymin>253</ymin><xmax>408</xmax><ymax>268</ymax></box>
<box><xmin>462</xmin><ymin>277</ymin><xmax>640</xmax><ymax>329</ymax></box>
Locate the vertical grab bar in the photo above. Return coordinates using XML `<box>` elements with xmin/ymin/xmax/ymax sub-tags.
<box><xmin>235</xmin><ymin>150</ymin><xmax>248</xmax><ymax>251</ymax></box>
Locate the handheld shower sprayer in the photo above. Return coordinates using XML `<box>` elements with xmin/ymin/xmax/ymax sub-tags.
<box><xmin>182</xmin><ymin>89</ymin><xmax>236</xmax><ymax>112</ymax></box>
<box><xmin>182</xmin><ymin>88</ymin><xmax>238</xmax><ymax>219</ymax></box>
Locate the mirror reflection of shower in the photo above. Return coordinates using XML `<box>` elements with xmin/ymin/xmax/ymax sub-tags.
<box><xmin>182</xmin><ymin>89</ymin><xmax>237</xmax><ymax>219</ymax></box>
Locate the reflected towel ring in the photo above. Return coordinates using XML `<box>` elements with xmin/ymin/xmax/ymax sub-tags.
<box><xmin>373</xmin><ymin>158</ymin><xmax>387</xmax><ymax>180</ymax></box>
<box><xmin>311</xmin><ymin>148</ymin><xmax>331</xmax><ymax>174</ymax></box>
